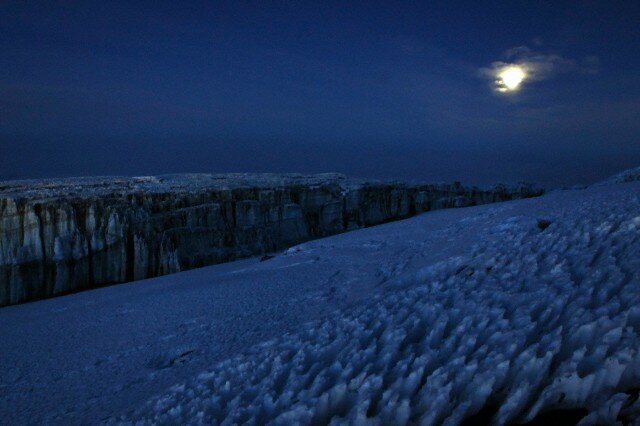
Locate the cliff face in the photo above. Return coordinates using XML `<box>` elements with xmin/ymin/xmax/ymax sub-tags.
<box><xmin>0</xmin><ymin>173</ymin><xmax>542</xmax><ymax>306</ymax></box>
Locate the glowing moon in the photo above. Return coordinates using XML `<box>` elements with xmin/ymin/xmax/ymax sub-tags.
<box><xmin>497</xmin><ymin>66</ymin><xmax>526</xmax><ymax>92</ymax></box>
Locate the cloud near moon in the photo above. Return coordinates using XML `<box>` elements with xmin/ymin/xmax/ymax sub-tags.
<box><xmin>480</xmin><ymin>46</ymin><xmax>598</xmax><ymax>94</ymax></box>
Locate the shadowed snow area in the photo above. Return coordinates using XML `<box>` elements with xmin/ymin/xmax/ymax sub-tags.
<box><xmin>1</xmin><ymin>179</ymin><xmax>639</xmax><ymax>424</ymax></box>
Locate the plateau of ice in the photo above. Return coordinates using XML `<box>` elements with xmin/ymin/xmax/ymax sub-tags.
<box><xmin>0</xmin><ymin>172</ymin><xmax>639</xmax><ymax>425</ymax></box>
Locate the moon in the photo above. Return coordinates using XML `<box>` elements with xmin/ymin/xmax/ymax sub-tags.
<box><xmin>497</xmin><ymin>66</ymin><xmax>526</xmax><ymax>92</ymax></box>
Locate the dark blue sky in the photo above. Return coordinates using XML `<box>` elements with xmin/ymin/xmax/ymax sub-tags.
<box><xmin>2</xmin><ymin>1</ymin><xmax>639</xmax><ymax>186</ymax></box>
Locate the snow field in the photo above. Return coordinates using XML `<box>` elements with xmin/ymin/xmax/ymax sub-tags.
<box><xmin>121</xmin><ymin>186</ymin><xmax>640</xmax><ymax>424</ymax></box>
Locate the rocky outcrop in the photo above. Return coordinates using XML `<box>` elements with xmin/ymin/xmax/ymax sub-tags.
<box><xmin>0</xmin><ymin>173</ymin><xmax>542</xmax><ymax>306</ymax></box>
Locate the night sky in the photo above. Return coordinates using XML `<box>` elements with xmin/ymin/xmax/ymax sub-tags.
<box><xmin>2</xmin><ymin>1</ymin><xmax>639</xmax><ymax>187</ymax></box>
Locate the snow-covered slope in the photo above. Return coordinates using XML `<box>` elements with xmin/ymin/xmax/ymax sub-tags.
<box><xmin>0</xmin><ymin>179</ymin><xmax>639</xmax><ymax>425</ymax></box>
<box><xmin>594</xmin><ymin>166</ymin><xmax>640</xmax><ymax>186</ymax></box>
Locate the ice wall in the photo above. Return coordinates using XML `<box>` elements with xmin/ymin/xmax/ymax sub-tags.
<box><xmin>0</xmin><ymin>173</ymin><xmax>542</xmax><ymax>306</ymax></box>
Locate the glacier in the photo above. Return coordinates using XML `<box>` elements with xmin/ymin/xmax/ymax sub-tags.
<box><xmin>0</xmin><ymin>173</ymin><xmax>541</xmax><ymax>306</ymax></box>
<box><xmin>0</xmin><ymin>175</ymin><xmax>639</xmax><ymax>424</ymax></box>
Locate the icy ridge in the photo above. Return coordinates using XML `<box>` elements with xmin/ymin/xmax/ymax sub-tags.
<box><xmin>0</xmin><ymin>173</ymin><xmax>541</xmax><ymax>306</ymax></box>
<box><xmin>0</xmin><ymin>173</ymin><xmax>538</xmax><ymax>200</ymax></box>
<box><xmin>594</xmin><ymin>166</ymin><xmax>640</xmax><ymax>186</ymax></box>
<box><xmin>119</xmin><ymin>184</ymin><xmax>640</xmax><ymax>424</ymax></box>
<box><xmin>0</xmin><ymin>173</ymin><xmax>354</xmax><ymax>199</ymax></box>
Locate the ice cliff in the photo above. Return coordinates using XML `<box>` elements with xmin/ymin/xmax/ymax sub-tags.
<box><xmin>0</xmin><ymin>173</ymin><xmax>541</xmax><ymax>306</ymax></box>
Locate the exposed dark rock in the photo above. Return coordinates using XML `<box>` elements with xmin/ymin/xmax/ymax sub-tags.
<box><xmin>537</xmin><ymin>219</ymin><xmax>552</xmax><ymax>231</ymax></box>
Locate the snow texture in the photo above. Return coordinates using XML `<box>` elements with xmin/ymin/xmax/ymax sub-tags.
<box><xmin>0</xmin><ymin>172</ymin><xmax>537</xmax><ymax>200</ymax></box>
<box><xmin>0</xmin><ymin>173</ymin><xmax>357</xmax><ymax>199</ymax></box>
<box><xmin>595</xmin><ymin>166</ymin><xmax>640</xmax><ymax>186</ymax></box>
<box><xmin>0</xmin><ymin>177</ymin><xmax>639</xmax><ymax>425</ymax></box>
<box><xmin>117</xmin><ymin>181</ymin><xmax>640</xmax><ymax>425</ymax></box>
